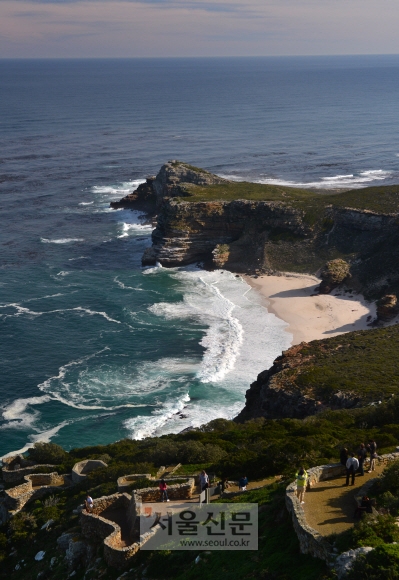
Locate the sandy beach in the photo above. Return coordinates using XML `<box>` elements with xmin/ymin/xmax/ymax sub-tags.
<box><xmin>245</xmin><ymin>273</ymin><xmax>376</xmax><ymax>345</ymax></box>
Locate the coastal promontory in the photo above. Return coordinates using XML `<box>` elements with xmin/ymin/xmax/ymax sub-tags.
<box><xmin>112</xmin><ymin>160</ymin><xmax>399</xmax><ymax>302</ymax></box>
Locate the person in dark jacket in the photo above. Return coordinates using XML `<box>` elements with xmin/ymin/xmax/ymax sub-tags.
<box><xmin>239</xmin><ymin>476</ymin><xmax>248</xmax><ymax>491</ymax></box>
<box><xmin>340</xmin><ymin>448</ymin><xmax>348</xmax><ymax>467</ymax></box>
<box><xmin>357</xmin><ymin>443</ymin><xmax>367</xmax><ymax>476</ymax></box>
<box><xmin>354</xmin><ymin>496</ymin><xmax>373</xmax><ymax>518</ymax></box>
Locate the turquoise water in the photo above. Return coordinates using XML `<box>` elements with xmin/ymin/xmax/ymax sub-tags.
<box><xmin>1</xmin><ymin>56</ymin><xmax>399</xmax><ymax>456</ymax></box>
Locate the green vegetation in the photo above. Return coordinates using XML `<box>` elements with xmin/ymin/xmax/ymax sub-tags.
<box><xmin>288</xmin><ymin>325</ymin><xmax>399</xmax><ymax>402</ymax></box>
<box><xmin>4</xmin><ymin>325</ymin><xmax>399</xmax><ymax>578</ymax></box>
<box><xmin>142</xmin><ymin>484</ymin><xmax>329</xmax><ymax>580</ymax></box>
<box><xmin>170</xmin><ymin>161</ymin><xmax>208</xmax><ymax>174</ymax></box>
<box><xmin>181</xmin><ymin>180</ymin><xmax>399</xmax><ymax>216</ymax></box>
<box><xmin>28</xmin><ymin>442</ymin><xmax>69</xmax><ymax>465</ymax></box>
<box><xmin>182</xmin><ymin>180</ymin><xmax>316</xmax><ymax>204</ymax></box>
<box><xmin>347</xmin><ymin>544</ymin><xmax>399</xmax><ymax>580</ymax></box>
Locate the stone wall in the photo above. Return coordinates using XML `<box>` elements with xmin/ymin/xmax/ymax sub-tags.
<box><xmin>80</xmin><ymin>478</ymin><xmax>195</xmax><ymax>569</ymax></box>
<box><xmin>71</xmin><ymin>460</ymin><xmax>108</xmax><ymax>484</ymax></box>
<box><xmin>286</xmin><ymin>452</ymin><xmax>399</xmax><ymax>561</ymax></box>
<box><xmin>117</xmin><ymin>474</ymin><xmax>152</xmax><ymax>493</ymax></box>
<box><xmin>133</xmin><ymin>478</ymin><xmax>195</xmax><ymax>503</ymax></box>
<box><xmin>2</xmin><ymin>463</ymin><xmax>55</xmax><ymax>484</ymax></box>
<box><xmin>80</xmin><ymin>493</ymin><xmax>142</xmax><ymax>569</ymax></box>
<box><xmin>4</xmin><ymin>472</ymin><xmax>66</xmax><ymax>512</ymax></box>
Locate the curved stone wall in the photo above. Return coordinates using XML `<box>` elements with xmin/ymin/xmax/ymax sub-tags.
<box><xmin>5</xmin><ymin>472</ymin><xmax>66</xmax><ymax>513</ymax></box>
<box><xmin>2</xmin><ymin>457</ymin><xmax>56</xmax><ymax>484</ymax></box>
<box><xmin>286</xmin><ymin>452</ymin><xmax>399</xmax><ymax>561</ymax></box>
<box><xmin>71</xmin><ymin>459</ymin><xmax>108</xmax><ymax>484</ymax></box>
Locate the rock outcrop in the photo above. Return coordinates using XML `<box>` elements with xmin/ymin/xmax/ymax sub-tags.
<box><xmin>376</xmin><ymin>294</ymin><xmax>398</xmax><ymax>322</ymax></box>
<box><xmin>110</xmin><ymin>160</ymin><xmax>226</xmax><ymax>212</ymax></box>
<box><xmin>319</xmin><ymin>259</ymin><xmax>350</xmax><ymax>294</ymax></box>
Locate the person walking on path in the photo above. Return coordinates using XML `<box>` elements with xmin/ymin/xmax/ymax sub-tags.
<box><xmin>345</xmin><ymin>453</ymin><xmax>359</xmax><ymax>486</ymax></box>
<box><xmin>199</xmin><ymin>470</ymin><xmax>209</xmax><ymax>492</ymax></box>
<box><xmin>295</xmin><ymin>467</ymin><xmax>308</xmax><ymax>504</ymax></box>
<box><xmin>159</xmin><ymin>479</ymin><xmax>170</xmax><ymax>502</ymax></box>
<box><xmin>357</xmin><ymin>443</ymin><xmax>367</xmax><ymax>476</ymax></box>
<box><xmin>340</xmin><ymin>447</ymin><xmax>348</xmax><ymax>467</ymax></box>
<box><xmin>239</xmin><ymin>476</ymin><xmax>248</xmax><ymax>491</ymax></box>
<box><xmin>367</xmin><ymin>440</ymin><xmax>378</xmax><ymax>472</ymax></box>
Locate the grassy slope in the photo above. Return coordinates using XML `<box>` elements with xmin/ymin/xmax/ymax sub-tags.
<box><xmin>292</xmin><ymin>325</ymin><xmax>399</xmax><ymax>401</ymax></box>
<box><xmin>181</xmin><ymin>181</ymin><xmax>399</xmax><ymax>216</ymax></box>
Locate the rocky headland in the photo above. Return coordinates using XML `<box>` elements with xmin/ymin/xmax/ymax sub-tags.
<box><xmin>112</xmin><ymin>160</ymin><xmax>399</xmax><ymax>305</ymax></box>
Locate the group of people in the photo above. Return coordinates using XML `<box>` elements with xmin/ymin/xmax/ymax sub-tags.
<box><xmin>294</xmin><ymin>440</ymin><xmax>379</xmax><ymax>504</ymax></box>
<box><xmin>341</xmin><ymin>440</ymin><xmax>378</xmax><ymax>486</ymax></box>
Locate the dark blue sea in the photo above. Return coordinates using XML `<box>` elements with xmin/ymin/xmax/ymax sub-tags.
<box><xmin>1</xmin><ymin>56</ymin><xmax>399</xmax><ymax>457</ymax></box>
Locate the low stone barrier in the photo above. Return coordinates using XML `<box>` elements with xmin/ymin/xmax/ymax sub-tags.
<box><xmin>132</xmin><ymin>478</ymin><xmax>195</xmax><ymax>503</ymax></box>
<box><xmin>2</xmin><ymin>456</ymin><xmax>56</xmax><ymax>484</ymax></box>
<box><xmin>4</xmin><ymin>472</ymin><xmax>66</xmax><ymax>512</ymax></box>
<box><xmin>117</xmin><ymin>474</ymin><xmax>152</xmax><ymax>493</ymax></box>
<box><xmin>71</xmin><ymin>459</ymin><xmax>108</xmax><ymax>484</ymax></box>
<box><xmin>80</xmin><ymin>477</ymin><xmax>195</xmax><ymax>569</ymax></box>
<box><xmin>286</xmin><ymin>452</ymin><xmax>399</xmax><ymax>561</ymax></box>
<box><xmin>80</xmin><ymin>492</ymin><xmax>143</xmax><ymax>569</ymax></box>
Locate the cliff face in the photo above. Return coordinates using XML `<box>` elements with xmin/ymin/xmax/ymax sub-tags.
<box><xmin>142</xmin><ymin>199</ymin><xmax>309</xmax><ymax>268</ymax></box>
<box><xmin>235</xmin><ymin>324</ymin><xmax>399</xmax><ymax>422</ymax></box>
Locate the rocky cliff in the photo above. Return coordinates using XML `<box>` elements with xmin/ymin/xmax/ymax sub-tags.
<box><xmin>110</xmin><ymin>160</ymin><xmax>226</xmax><ymax>212</ymax></box>
<box><xmin>235</xmin><ymin>324</ymin><xmax>399</xmax><ymax>422</ymax></box>
<box><xmin>112</xmin><ymin>161</ymin><xmax>399</xmax><ymax>301</ymax></box>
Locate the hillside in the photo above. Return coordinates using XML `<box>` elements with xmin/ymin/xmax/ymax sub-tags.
<box><xmin>236</xmin><ymin>324</ymin><xmax>399</xmax><ymax>422</ymax></box>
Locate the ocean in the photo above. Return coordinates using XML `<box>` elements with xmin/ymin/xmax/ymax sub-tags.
<box><xmin>1</xmin><ymin>55</ymin><xmax>399</xmax><ymax>456</ymax></box>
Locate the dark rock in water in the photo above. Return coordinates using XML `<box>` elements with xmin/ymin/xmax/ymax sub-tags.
<box><xmin>319</xmin><ymin>258</ymin><xmax>350</xmax><ymax>294</ymax></box>
<box><xmin>376</xmin><ymin>294</ymin><xmax>398</xmax><ymax>322</ymax></box>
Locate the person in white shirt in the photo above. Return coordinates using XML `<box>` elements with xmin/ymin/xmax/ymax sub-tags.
<box><xmin>345</xmin><ymin>454</ymin><xmax>359</xmax><ymax>486</ymax></box>
<box><xmin>85</xmin><ymin>494</ymin><xmax>94</xmax><ymax>512</ymax></box>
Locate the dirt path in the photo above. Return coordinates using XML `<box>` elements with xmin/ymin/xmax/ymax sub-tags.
<box><xmin>303</xmin><ymin>465</ymin><xmax>386</xmax><ymax>536</ymax></box>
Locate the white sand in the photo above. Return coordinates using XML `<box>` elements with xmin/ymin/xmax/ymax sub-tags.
<box><xmin>245</xmin><ymin>273</ymin><xmax>376</xmax><ymax>345</ymax></box>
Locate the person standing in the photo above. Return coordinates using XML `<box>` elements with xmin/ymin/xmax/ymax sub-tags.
<box><xmin>357</xmin><ymin>443</ymin><xmax>367</xmax><ymax>476</ymax></box>
<box><xmin>239</xmin><ymin>476</ymin><xmax>248</xmax><ymax>491</ymax></box>
<box><xmin>367</xmin><ymin>440</ymin><xmax>378</xmax><ymax>472</ymax></box>
<box><xmin>345</xmin><ymin>453</ymin><xmax>359</xmax><ymax>486</ymax></box>
<box><xmin>199</xmin><ymin>470</ymin><xmax>209</xmax><ymax>492</ymax></box>
<box><xmin>159</xmin><ymin>479</ymin><xmax>170</xmax><ymax>502</ymax></box>
<box><xmin>85</xmin><ymin>494</ymin><xmax>94</xmax><ymax>513</ymax></box>
<box><xmin>295</xmin><ymin>467</ymin><xmax>308</xmax><ymax>504</ymax></box>
<box><xmin>340</xmin><ymin>447</ymin><xmax>348</xmax><ymax>467</ymax></box>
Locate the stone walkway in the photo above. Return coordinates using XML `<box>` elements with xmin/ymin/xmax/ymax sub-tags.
<box><xmin>303</xmin><ymin>465</ymin><xmax>386</xmax><ymax>536</ymax></box>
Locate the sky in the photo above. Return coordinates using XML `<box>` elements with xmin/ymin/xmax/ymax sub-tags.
<box><xmin>0</xmin><ymin>0</ymin><xmax>399</xmax><ymax>58</ymax></box>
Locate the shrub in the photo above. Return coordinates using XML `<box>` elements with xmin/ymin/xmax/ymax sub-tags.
<box><xmin>379</xmin><ymin>460</ymin><xmax>399</xmax><ymax>497</ymax></box>
<box><xmin>352</xmin><ymin>514</ymin><xmax>399</xmax><ymax>548</ymax></box>
<box><xmin>149</xmin><ymin>441</ymin><xmax>227</xmax><ymax>465</ymax></box>
<box><xmin>43</xmin><ymin>495</ymin><xmax>60</xmax><ymax>507</ymax></box>
<box><xmin>0</xmin><ymin>533</ymin><xmax>7</xmax><ymax>551</ymax></box>
<box><xmin>8</xmin><ymin>513</ymin><xmax>37</xmax><ymax>543</ymax></box>
<box><xmin>28</xmin><ymin>442</ymin><xmax>68</xmax><ymax>464</ymax></box>
<box><xmin>347</xmin><ymin>544</ymin><xmax>399</xmax><ymax>580</ymax></box>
